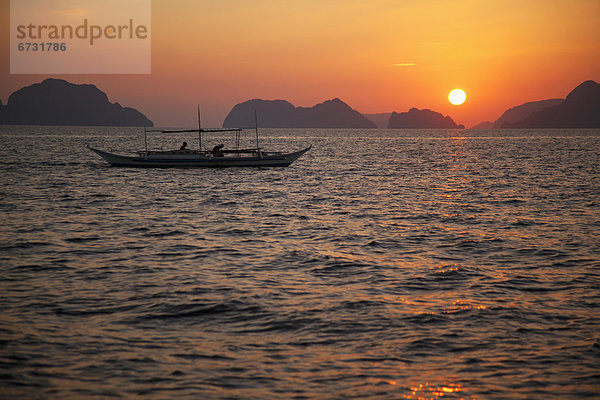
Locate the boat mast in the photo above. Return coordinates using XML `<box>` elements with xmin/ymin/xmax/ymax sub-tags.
<box><xmin>143</xmin><ymin>126</ymin><xmax>148</xmax><ymax>160</ymax></box>
<box><xmin>197</xmin><ymin>105</ymin><xmax>202</xmax><ymax>152</ymax></box>
<box><xmin>254</xmin><ymin>110</ymin><xmax>260</xmax><ymax>151</ymax></box>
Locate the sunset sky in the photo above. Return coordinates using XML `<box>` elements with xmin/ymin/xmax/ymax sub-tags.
<box><xmin>1</xmin><ymin>0</ymin><xmax>599</xmax><ymax>128</ymax></box>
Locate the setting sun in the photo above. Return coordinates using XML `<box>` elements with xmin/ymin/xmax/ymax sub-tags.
<box><xmin>448</xmin><ymin>89</ymin><xmax>466</xmax><ymax>105</ymax></box>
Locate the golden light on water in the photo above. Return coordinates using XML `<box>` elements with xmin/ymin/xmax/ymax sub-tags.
<box><xmin>402</xmin><ymin>382</ymin><xmax>471</xmax><ymax>399</ymax></box>
<box><xmin>443</xmin><ymin>299</ymin><xmax>487</xmax><ymax>313</ymax></box>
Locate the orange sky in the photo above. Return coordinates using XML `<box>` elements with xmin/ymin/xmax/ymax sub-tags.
<box><xmin>1</xmin><ymin>0</ymin><xmax>599</xmax><ymax>128</ymax></box>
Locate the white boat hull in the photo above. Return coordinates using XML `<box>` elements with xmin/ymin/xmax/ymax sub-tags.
<box><xmin>88</xmin><ymin>145</ymin><xmax>311</xmax><ymax>167</ymax></box>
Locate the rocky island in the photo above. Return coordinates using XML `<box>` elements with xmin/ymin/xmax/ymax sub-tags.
<box><xmin>0</xmin><ymin>78</ymin><xmax>152</xmax><ymax>126</ymax></box>
<box><xmin>223</xmin><ymin>98</ymin><xmax>375</xmax><ymax>129</ymax></box>
<box><xmin>387</xmin><ymin>108</ymin><xmax>464</xmax><ymax>129</ymax></box>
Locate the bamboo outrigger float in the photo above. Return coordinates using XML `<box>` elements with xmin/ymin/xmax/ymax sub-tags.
<box><xmin>88</xmin><ymin>108</ymin><xmax>311</xmax><ymax>167</ymax></box>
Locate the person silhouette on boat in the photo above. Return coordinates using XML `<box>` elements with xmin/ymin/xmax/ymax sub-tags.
<box><xmin>211</xmin><ymin>144</ymin><xmax>225</xmax><ymax>157</ymax></box>
<box><xmin>179</xmin><ymin>141</ymin><xmax>188</xmax><ymax>150</ymax></box>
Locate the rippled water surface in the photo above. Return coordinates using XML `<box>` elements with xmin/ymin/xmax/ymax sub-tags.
<box><xmin>1</xmin><ymin>126</ymin><xmax>599</xmax><ymax>399</ymax></box>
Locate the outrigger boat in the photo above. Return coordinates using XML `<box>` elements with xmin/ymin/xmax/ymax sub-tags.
<box><xmin>88</xmin><ymin>108</ymin><xmax>311</xmax><ymax>168</ymax></box>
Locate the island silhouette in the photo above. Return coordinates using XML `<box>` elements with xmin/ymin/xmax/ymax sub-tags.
<box><xmin>223</xmin><ymin>98</ymin><xmax>376</xmax><ymax>129</ymax></box>
<box><xmin>387</xmin><ymin>108</ymin><xmax>464</xmax><ymax>129</ymax></box>
<box><xmin>0</xmin><ymin>79</ymin><xmax>152</xmax><ymax>126</ymax></box>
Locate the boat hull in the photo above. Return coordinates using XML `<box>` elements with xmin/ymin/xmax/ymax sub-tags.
<box><xmin>88</xmin><ymin>145</ymin><xmax>311</xmax><ymax>167</ymax></box>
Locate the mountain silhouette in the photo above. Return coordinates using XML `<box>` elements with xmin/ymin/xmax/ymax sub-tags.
<box><xmin>495</xmin><ymin>98</ymin><xmax>563</xmax><ymax>128</ymax></box>
<box><xmin>0</xmin><ymin>78</ymin><xmax>152</xmax><ymax>126</ymax></box>
<box><xmin>387</xmin><ymin>108</ymin><xmax>464</xmax><ymax>129</ymax></box>
<box><xmin>223</xmin><ymin>98</ymin><xmax>376</xmax><ymax>128</ymax></box>
<box><xmin>502</xmin><ymin>80</ymin><xmax>600</xmax><ymax>128</ymax></box>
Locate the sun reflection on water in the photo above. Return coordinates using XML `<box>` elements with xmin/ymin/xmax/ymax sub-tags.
<box><xmin>402</xmin><ymin>382</ymin><xmax>474</xmax><ymax>399</ymax></box>
<box><xmin>443</xmin><ymin>299</ymin><xmax>487</xmax><ymax>313</ymax></box>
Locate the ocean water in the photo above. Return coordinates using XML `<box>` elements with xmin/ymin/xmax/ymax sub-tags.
<box><xmin>0</xmin><ymin>126</ymin><xmax>599</xmax><ymax>399</ymax></box>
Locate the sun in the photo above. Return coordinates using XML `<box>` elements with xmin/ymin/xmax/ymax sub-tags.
<box><xmin>448</xmin><ymin>89</ymin><xmax>466</xmax><ymax>105</ymax></box>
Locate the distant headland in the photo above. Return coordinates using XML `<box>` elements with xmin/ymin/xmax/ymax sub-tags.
<box><xmin>471</xmin><ymin>80</ymin><xmax>600</xmax><ymax>129</ymax></box>
<box><xmin>223</xmin><ymin>98</ymin><xmax>376</xmax><ymax>129</ymax></box>
<box><xmin>494</xmin><ymin>99</ymin><xmax>564</xmax><ymax>128</ymax></box>
<box><xmin>502</xmin><ymin>80</ymin><xmax>600</xmax><ymax>128</ymax></box>
<box><xmin>0</xmin><ymin>79</ymin><xmax>153</xmax><ymax>126</ymax></box>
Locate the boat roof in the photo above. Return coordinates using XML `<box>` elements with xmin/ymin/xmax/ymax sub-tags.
<box><xmin>148</xmin><ymin>128</ymin><xmax>243</xmax><ymax>133</ymax></box>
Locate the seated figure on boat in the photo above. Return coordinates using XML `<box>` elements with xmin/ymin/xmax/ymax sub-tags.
<box><xmin>211</xmin><ymin>144</ymin><xmax>225</xmax><ymax>157</ymax></box>
<box><xmin>179</xmin><ymin>141</ymin><xmax>188</xmax><ymax>150</ymax></box>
